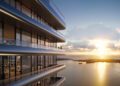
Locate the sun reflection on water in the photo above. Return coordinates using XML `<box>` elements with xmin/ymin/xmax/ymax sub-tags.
<box><xmin>97</xmin><ymin>62</ymin><xmax>107</xmax><ymax>86</ymax></box>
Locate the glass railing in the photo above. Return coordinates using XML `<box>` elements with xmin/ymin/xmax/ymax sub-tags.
<box><xmin>0</xmin><ymin>64</ymin><xmax>65</xmax><ymax>86</ymax></box>
<box><xmin>38</xmin><ymin>0</ymin><xmax>65</xmax><ymax>26</ymax></box>
<box><xmin>0</xmin><ymin>39</ymin><xmax>64</xmax><ymax>51</ymax></box>
<box><xmin>50</xmin><ymin>77</ymin><xmax>65</xmax><ymax>86</ymax></box>
<box><xmin>0</xmin><ymin>1</ymin><xmax>65</xmax><ymax>41</ymax></box>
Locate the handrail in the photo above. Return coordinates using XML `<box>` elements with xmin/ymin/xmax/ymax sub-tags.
<box><xmin>0</xmin><ymin>64</ymin><xmax>65</xmax><ymax>86</ymax></box>
<box><xmin>0</xmin><ymin>39</ymin><xmax>64</xmax><ymax>51</ymax></box>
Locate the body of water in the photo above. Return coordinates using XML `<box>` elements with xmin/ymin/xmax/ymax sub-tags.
<box><xmin>58</xmin><ymin>60</ymin><xmax>120</xmax><ymax>86</ymax></box>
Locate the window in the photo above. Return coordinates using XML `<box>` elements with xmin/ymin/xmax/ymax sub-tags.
<box><xmin>16</xmin><ymin>29</ymin><xmax>21</xmax><ymax>45</ymax></box>
<box><xmin>32</xmin><ymin>34</ymin><xmax>37</xmax><ymax>47</ymax></box>
<box><xmin>32</xmin><ymin>56</ymin><xmax>38</xmax><ymax>73</ymax></box>
<box><xmin>22</xmin><ymin>56</ymin><xmax>31</xmax><ymax>74</ymax></box>
<box><xmin>22</xmin><ymin>5</ymin><xmax>31</xmax><ymax>17</ymax></box>
<box><xmin>41</xmin><ymin>36</ymin><xmax>45</xmax><ymax>46</ymax></box>
<box><xmin>9</xmin><ymin>56</ymin><xmax>15</xmax><ymax>78</ymax></box>
<box><xmin>31</xmin><ymin>11</ymin><xmax>37</xmax><ymax>21</ymax></box>
<box><xmin>22</xmin><ymin>31</ymin><xmax>31</xmax><ymax>47</ymax></box>
<box><xmin>0</xmin><ymin>56</ymin><xmax>2</xmax><ymax>80</ymax></box>
<box><xmin>41</xmin><ymin>55</ymin><xmax>45</xmax><ymax>69</ymax></box>
<box><xmin>38</xmin><ymin>35</ymin><xmax>41</xmax><ymax>46</ymax></box>
<box><xmin>16</xmin><ymin>56</ymin><xmax>22</xmax><ymax>77</ymax></box>
<box><xmin>4</xmin><ymin>23</ymin><xmax>15</xmax><ymax>45</ymax></box>
<box><xmin>45</xmin><ymin>56</ymin><xmax>48</xmax><ymax>67</ymax></box>
<box><xmin>3</xmin><ymin>56</ymin><xmax>9</xmax><ymax>79</ymax></box>
<box><xmin>38</xmin><ymin>56</ymin><xmax>41</xmax><ymax>70</ymax></box>
<box><xmin>54</xmin><ymin>56</ymin><xmax>57</xmax><ymax>65</ymax></box>
<box><xmin>0</xmin><ymin>23</ymin><xmax>2</xmax><ymax>43</ymax></box>
<box><xmin>16</xmin><ymin>1</ymin><xmax>21</xmax><ymax>11</ymax></box>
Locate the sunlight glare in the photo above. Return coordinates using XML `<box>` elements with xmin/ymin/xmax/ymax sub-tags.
<box><xmin>90</xmin><ymin>39</ymin><xmax>109</xmax><ymax>58</ymax></box>
<box><xmin>97</xmin><ymin>62</ymin><xmax>107</xmax><ymax>85</ymax></box>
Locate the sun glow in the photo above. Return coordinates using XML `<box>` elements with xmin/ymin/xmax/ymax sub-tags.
<box><xmin>90</xmin><ymin>39</ymin><xmax>109</xmax><ymax>58</ymax></box>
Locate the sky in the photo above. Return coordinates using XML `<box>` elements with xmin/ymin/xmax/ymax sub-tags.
<box><xmin>53</xmin><ymin>0</ymin><xmax>120</xmax><ymax>51</ymax></box>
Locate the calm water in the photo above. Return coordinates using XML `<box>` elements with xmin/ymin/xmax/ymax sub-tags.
<box><xmin>58</xmin><ymin>60</ymin><xmax>120</xmax><ymax>86</ymax></box>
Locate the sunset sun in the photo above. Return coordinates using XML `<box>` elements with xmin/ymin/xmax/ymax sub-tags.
<box><xmin>94</xmin><ymin>40</ymin><xmax>108</xmax><ymax>56</ymax></box>
<box><xmin>90</xmin><ymin>39</ymin><xmax>109</xmax><ymax>58</ymax></box>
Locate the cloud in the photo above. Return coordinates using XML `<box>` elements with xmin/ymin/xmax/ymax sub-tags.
<box><xmin>116</xmin><ymin>28</ymin><xmax>120</xmax><ymax>33</ymax></box>
<box><xmin>64</xmin><ymin>23</ymin><xmax>120</xmax><ymax>50</ymax></box>
<box><xmin>66</xmin><ymin>23</ymin><xmax>120</xmax><ymax>41</ymax></box>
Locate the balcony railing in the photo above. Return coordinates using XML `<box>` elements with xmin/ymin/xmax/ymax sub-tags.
<box><xmin>0</xmin><ymin>1</ymin><xmax>65</xmax><ymax>41</ymax></box>
<box><xmin>3</xmin><ymin>64</ymin><xmax>66</xmax><ymax>86</ymax></box>
<box><xmin>0</xmin><ymin>39</ymin><xmax>64</xmax><ymax>51</ymax></box>
<box><xmin>50</xmin><ymin>77</ymin><xmax>65</xmax><ymax>86</ymax></box>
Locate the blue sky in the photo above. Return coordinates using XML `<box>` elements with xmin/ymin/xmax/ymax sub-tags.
<box><xmin>53</xmin><ymin>0</ymin><xmax>120</xmax><ymax>49</ymax></box>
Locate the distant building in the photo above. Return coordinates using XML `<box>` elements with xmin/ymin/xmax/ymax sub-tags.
<box><xmin>0</xmin><ymin>0</ymin><xmax>66</xmax><ymax>86</ymax></box>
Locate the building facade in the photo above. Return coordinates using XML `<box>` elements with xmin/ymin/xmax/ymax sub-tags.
<box><xmin>0</xmin><ymin>0</ymin><xmax>66</xmax><ymax>86</ymax></box>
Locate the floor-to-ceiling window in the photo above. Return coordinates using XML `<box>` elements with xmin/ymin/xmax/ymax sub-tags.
<box><xmin>0</xmin><ymin>56</ymin><xmax>2</xmax><ymax>80</ymax></box>
<box><xmin>38</xmin><ymin>56</ymin><xmax>41</xmax><ymax>71</ymax></box>
<box><xmin>32</xmin><ymin>56</ymin><xmax>38</xmax><ymax>73</ymax></box>
<box><xmin>22</xmin><ymin>56</ymin><xmax>31</xmax><ymax>74</ymax></box>
<box><xmin>41</xmin><ymin>55</ymin><xmax>45</xmax><ymax>69</ymax></box>
<box><xmin>32</xmin><ymin>33</ymin><xmax>37</xmax><ymax>48</ymax></box>
<box><xmin>0</xmin><ymin>22</ymin><xmax>2</xmax><ymax>43</ymax></box>
<box><xmin>9</xmin><ymin>56</ymin><xmax>15</xmax><ymax>78</ymax></box>
<box><xmin>3</xmin><ymin>56</ymin><xmax>9</xmax><ymax>79</ymax></box>
<box><xmin>16</xmin><ymin>56</ymin><xmax>22</xmax><ymax>78</ymax></box>
<box><xmin>38</xmin><ymin>35</ymin><xmax>41</xmax><ymax>48</ymax></box>
<box><xmin>3</xmin><ymin>23</ymin><xmax>15</xmax><ymax>45</ymax></box>
<box><xmin>16</xmin><ymin>28</ymin><xmax>21</xmax><ymax>46</ymax></box>
<box><xmin>22</xmin><ymin>31</ymin><xmax>31</xmax><ymax>47</ymax></box>
<box><xmin>21</xmin><ymin>5</ymin><xmax>31</xmax><ymax>17</ymax></box>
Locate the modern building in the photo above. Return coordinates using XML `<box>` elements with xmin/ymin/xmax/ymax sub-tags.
<box><xmin>0</xmin><ymin>0</ymin><xmax>66</xmax><ymax>86</ymax></box>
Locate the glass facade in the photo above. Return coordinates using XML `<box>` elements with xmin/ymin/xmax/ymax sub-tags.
<box><xmin>22</xmin><ymin>56</ymin><xmax>31</xmax><ymax>74</ymax></box>
<box><xmin>0</xmin><ymin>56</ymin><xmax>2</xmax><ymax>80</ymax></box>
<box><xmin>0</xmin><ymin>21</ymin><xmax>57</xmax><ymax>49</ymax></box>
<box><xmin>0</xmin><ymin>22</ymin><xmax>2</xmax><ymax>43</ymax></box>
<box><xmin>0</xmin><ymin>55</ymin><xmax>57</xmax><ymax>81</ymax></box>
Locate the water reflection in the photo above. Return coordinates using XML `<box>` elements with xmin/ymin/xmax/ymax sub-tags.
<box><xmin>59</xmin><ymin>59</ymin><xmax>120</xmax><ymax>86</ymax></box>
<box><xmin>97</xmin><ymin>62</ymin><xmax>107</xmax><ymax>86</ymax></box>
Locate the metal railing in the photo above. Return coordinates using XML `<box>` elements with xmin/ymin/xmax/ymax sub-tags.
<box><xmin>0</xmin><ymin>39</ymin><xmax>64</xmax><ymax>51</ymax></box>
<box><xmin>0</xmin><ymin>64</ymin><xmax>66</xmax><ymax>86</ymax></box>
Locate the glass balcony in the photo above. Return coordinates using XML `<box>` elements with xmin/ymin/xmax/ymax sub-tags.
<box><xmin>38</xmin><ymin>0</ymin><xmax>65</xmax><ymax>27</ymax></box>
<box><xmin>2</xmin><ymin>64</ymin><xmax>66</xmax><ymax>86</ymax></box>
<box><xmin>0</xmin><ymin>1</ymin><xmax>65</xmax><ymax>42</ymax></box>
<box><xmin>51</xmin><ymin>77</ymin><xmax>66</xmax><ymax>86</ymax></box>
<box><xmin>0</xmin><ymin>39</ymin><xmax>64</xmax><ymax>52</ymax></box>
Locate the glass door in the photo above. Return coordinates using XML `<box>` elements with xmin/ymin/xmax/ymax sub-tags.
<box><xmin>9</xmin><ymin>56</ymin><xmax>15</xmax><ymax>78</ymax></box>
